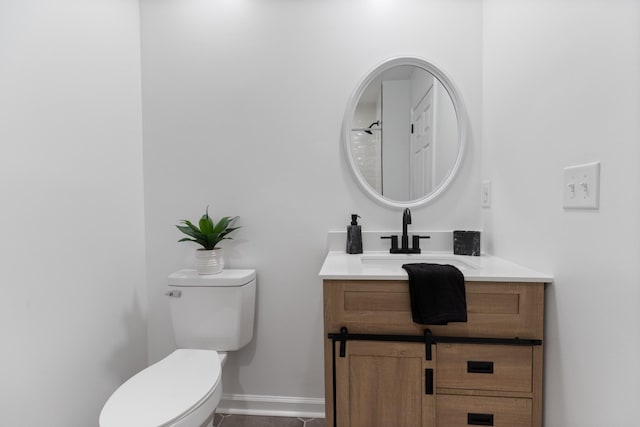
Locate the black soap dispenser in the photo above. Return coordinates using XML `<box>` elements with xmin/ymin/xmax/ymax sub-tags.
<box><xmin>346</xmin><ymin>214</ymin><xmax>363</xmax><ymax>254</ymax></box>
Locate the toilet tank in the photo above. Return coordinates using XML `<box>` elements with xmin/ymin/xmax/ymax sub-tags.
<box><xmin>167</xmin><ymin>269</ymin><xmax>256</xmax><ymax>351</ymax></box>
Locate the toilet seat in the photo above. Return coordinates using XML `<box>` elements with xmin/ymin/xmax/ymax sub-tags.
<box><xmin>99</xmin><ymin>349</ymin><xmax>222</xmax><ymax>427</ymax></box>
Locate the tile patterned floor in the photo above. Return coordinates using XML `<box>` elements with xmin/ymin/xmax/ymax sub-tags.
<box><xmin>213</xmin><ymin>413</ymin><xmax>324</xmax><ymax>427</ymax></box>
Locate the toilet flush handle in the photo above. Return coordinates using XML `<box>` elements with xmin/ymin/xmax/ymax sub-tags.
<box><xmin>165</xmin><ymin>290</ymin><xmax>182</xmax><ymax>298</ymax></box>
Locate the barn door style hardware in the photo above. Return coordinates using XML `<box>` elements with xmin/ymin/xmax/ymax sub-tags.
<box><xmin>328</xmin><ymin>327</ymin><xmax>542</xmax><ymax>360</ymax></box>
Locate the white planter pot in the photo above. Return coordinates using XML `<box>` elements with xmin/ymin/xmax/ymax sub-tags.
<box><xmin>195</xmin><ymin>248</ymin><xmax>224</xmax><ymax>275</ymax></box>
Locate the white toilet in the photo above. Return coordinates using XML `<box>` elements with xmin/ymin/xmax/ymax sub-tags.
<box><xmin>100</xmin><ymin>269</ymin><xmax>256</xmax><ymax>427</ymax></box>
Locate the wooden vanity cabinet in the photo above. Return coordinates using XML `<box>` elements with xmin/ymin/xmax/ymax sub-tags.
<box><xmin>323</xmin><ymin>279</ymin><xmax>545</xmax><ymax>427</ymax></box>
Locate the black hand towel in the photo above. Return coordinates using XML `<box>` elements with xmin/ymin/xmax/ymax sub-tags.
<box><xmin>402</xmin><ymin>263</ymin><xmax>467</xmax><ymax>325</ymax></box>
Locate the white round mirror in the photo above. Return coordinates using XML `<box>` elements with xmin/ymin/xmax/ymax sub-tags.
<box><xmin>343</xmin><ymin>57</ymin><xmax>468</xmax><ymax>208</ymax></box>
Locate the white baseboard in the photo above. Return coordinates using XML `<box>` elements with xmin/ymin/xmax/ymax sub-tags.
<box><xmin>217</xmin><ymin>393</ymin><xmax>325</xmax><ymax>419</ymax></box>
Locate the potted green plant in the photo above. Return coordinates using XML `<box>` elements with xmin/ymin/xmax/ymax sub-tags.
<box><xmin>176</xmin><ymin>206</ymin><xmax>240</xmax><ymax>274</ymax></box>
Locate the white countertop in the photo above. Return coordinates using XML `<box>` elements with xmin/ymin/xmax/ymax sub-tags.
<box><xmin>318</xmin><ymin>251</ymin><xmax>553</xmax><ymax>283</ymax></box>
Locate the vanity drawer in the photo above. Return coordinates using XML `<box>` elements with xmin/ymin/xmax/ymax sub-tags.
<box><xmin>437</xmin><ymin>343</ymin><xmax>533</xmax><ymax>393</ymax></box>
<box><xmin>437</xmin><ymin>395</ymin><xmax>532</xmax><ymax>427</ymax></box>
<box><xmin>324</xmin><ymin>280</ymin><xmax>544</xmax><ymax>339</ymax></box>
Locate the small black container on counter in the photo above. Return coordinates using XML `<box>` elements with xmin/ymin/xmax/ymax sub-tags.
<box><xmin>346</xmin><ymin>214</ymin><xmax>363</xmax><ymax>254</ymax></box>
<box><xmin>453</xmin><ymin>230</ymin><xmax>480</xmax><ymax>256</ymax></box>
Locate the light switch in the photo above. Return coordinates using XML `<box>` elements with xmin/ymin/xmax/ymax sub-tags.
<box><xmin>563</xmin><ymin>161</ymin><xmax>600</xmax><ymax>209</ymax></box>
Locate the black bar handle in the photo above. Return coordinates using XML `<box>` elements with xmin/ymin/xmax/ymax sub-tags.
<box><xmin>467</xmin><ymin>360</ymin><xmax>494</xmax><ymax>374</ymax></box>
<box><xmin>425</xmin><ymin>369</ymin><xmax>433</xmax><ymax>395</ymax></box>
<box><xmin>380</xmin><ymin>235</ymin><xmax>398</xmax><ymax>250</ymax></box>
<box><xmin>412</xmin><ymin>235</ymin><xmax>431</xmax><ymax>252</ymax></box>
<box><xmin>467</xmin><ymin>413</ymin><xmax>494</xmax><ymax>426</ymax></box>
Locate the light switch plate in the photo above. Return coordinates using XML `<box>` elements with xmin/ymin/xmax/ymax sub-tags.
<box><xmin>563</xmin><ymin>161</ymin><xmax>600</xmax><ymax>209</ymax></box>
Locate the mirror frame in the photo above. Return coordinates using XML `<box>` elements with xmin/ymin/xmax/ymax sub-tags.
<box><xmin>343</xmin><ymin>56</ymin><xmax>469</xmax><ymax>208</ymax></box>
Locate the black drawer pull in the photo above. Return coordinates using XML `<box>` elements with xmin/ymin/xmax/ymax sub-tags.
<box><xmin>425</xmin><ymin>368</ymin><xmax>433</xmax><ymax>395</ymax></box>
<box><xmin>467</xmin><ymin>360</ymin><xmax>494</xmax><ymax>374</ymax></box>
<box><xmin>467</xmin><ymin>412</ymin><xmax>494</xmax><ymax>426</ymax></box>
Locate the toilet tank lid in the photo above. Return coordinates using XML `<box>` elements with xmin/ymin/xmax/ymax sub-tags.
<box><xmin>168</xmin><ymin>269</ymin><xmax>256</xmax><ymax>287</ymax></box>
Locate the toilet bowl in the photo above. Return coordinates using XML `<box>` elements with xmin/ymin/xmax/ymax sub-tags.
<box><xmin>100</xmin><ymin>269</ymin><xmax>256</xmax><ymax>427</ymax></box>
<box><xmin>100</xmin><ymin>350</ymin><xmax>227</xmax><ymax>427</ymax></box>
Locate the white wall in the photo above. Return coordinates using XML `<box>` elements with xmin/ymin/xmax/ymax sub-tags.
<box><xmin>140</xmin><ymin>0</ymin><xmax>482</xmax><ymax>413</ymax></box>
<box><xmin>483</xmin><ymin>1</ymin><xmax>640</xmax><ymax>425</ymax></box>
<box><xmin>0</xmin><ymin>1</ymin><xmax>147</xmax><ymax>425</ymax></box>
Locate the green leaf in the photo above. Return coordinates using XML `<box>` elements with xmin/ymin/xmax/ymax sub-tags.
<box><xmin>176</xmin><ymin>225</ymin><xmax>202</xmax><ymax>239</ymax></box>
<box><xmin>182</xmin><ymin>220</ymin><xmax>201</xmax><ymax>234</ymax></box>
<box><xmin>177</xmin><ymin>220</ymin><xmax>210</xmax><ymax>248</ymax></box>
<box><xmin>222</xmin><ymin>226</ymin><xmax>241</xmax><ymax>234</ymax></box>
<box><xmin>199</xmin><ymin>208</ymin><xmax>214</xmax><ymax>234</ymax></box>
<box><xmin>201</xmin><ymin>242</ymin><xmax>214</xmax><ymax>249</ymax></box>
<box><xmin>212</xmin><ymin>216</ymin><xmax>230</xmax><ymax>234</ymax></box>
<box><xmin>178</xmin><ymin>236</ymin><xmax>211</xmax><ymax>249</ymax></box>
<box><xmin>178</xmin><ymin>237</ymin><xmax>198</xmax><ymax>243</ymax></box>
<box><xmin>204</xmin><ymin>233</ymin><xmax>221</xmax><ymax>249</ymax></box>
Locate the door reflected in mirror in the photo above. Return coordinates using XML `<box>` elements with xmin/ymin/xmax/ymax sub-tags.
<box><xmin>344</xmin><ymin>57</ymin><xmax>467</xmax><ymax>208</ymax></box>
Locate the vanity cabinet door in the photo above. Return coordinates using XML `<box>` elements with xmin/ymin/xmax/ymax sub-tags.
<box><xmin>334</xmin><ymin>341</ymin><xmax>435</xmax><ymax>427</ymax></box>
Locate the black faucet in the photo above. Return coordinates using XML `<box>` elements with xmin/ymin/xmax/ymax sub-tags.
<box><xmin>381</xmin><ymin>208</ymin><xmax>430</xmax><ymax>254</ymax></box>
<box><xmin>401</xmin><ymin>208</ymin><xmax>412</xmax><ymax>251</ymax></box>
